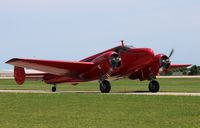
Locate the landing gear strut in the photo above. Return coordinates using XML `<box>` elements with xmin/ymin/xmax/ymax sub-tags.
<box><xmin>148</xmin><ymin>80</ymin><xmax>160</xmax><ymax>93</ymax></box>
<box><xmin>52</xmin><ymin>84</ymin><xmax>57</xmax><ymax>92</ymax></box>
<box><xmin>99</xmin><ymin>80</ymin><xmax>111</xmax><ymax>93</ymax></box>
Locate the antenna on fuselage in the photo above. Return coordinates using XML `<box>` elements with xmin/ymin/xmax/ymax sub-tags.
<box><xmin>121</xmin><ymin>40</ymin><xmax>125</xmax><ymax>47</ymax></box>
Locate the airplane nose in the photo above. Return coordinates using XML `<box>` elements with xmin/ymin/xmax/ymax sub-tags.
<box><xmin>127</xmin><ymin>48</ymin><xmax>155</xmax><ymax>65</ymax></box>
<box><xmin>144</xmin><ymin>48</ymin><xmax>155</xmax><ymax>58</ymax></box>
<box><xmin>129</xmin><ymin>48</ymin><xmax>155</xmax><ymax>58</ymax></box>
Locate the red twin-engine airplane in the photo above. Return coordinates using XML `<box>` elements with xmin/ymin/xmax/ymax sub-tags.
<box><xmin>6</xmin><ymin>41</ymin><xmax>190</xmax><ymax>93</ymax></box>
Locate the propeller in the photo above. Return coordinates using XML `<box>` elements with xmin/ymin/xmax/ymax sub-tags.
<box><xmin>169</xmin><ymin>48</ymin><xmax>175</xmax><ymax>58</ymax></box>
<box><xmin>160</xmin><ymin>49</ymin><xmax>175</xmax><ymax>70</ymax></box>
<box><xmin>110</xmin><ymin>53</ymin><xmax>121</xmax><ymax>69</ymax></box>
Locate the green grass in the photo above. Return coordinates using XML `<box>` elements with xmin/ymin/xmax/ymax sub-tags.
<box><xmin>0</xmin><ymin>93</ymin><xmax>199</xmax><ymax>128</ymax></box>
<box><xmin>0</xmin><ymin>78</ymin><xmax>200</xmax><ymax>92</ymax></box>
<box><xmin>0</xmin><ymin>79</ymin><xmax>200</xmax><ymax>128</ymax></box>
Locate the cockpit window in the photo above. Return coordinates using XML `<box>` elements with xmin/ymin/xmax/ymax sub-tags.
<box><xmin>124</xmin><ymin>45</ymin><xmax>134</xmax><ymax>49</ymax></box>
<box><xmin>115</xmin><ymin>45</ymin><xmax>134</xmax><ymax>53</ymax></box>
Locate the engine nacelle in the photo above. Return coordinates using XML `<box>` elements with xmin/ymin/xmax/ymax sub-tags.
<box><xmin>14</xmin><ymin>66</ymin><xmax>25</xmax><ymax>85</ymax></box>
<box><xmin>129</xmin><ymin>54</ymin><xmax>171</xmax><ymax>81</ymax></box>
<box><xmin>92</xmin><ymin>51</ymin><xmax>121</xmax><ymax>73</ymax></box>
<box><xmin>80</xmin><ymin>51</ymin><xmax>122</xmax><ymax>80</ymax></box>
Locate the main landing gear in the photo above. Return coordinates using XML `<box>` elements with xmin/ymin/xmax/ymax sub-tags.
<box><xmin>50</xmin><ymin>80</ymin><xmax>159</xmax><ymax>93</ymax></box>
<box><xmin>99</xmin><ymin>80</ymin><xmax>111</xmax><ymax>93</ymax></box>
<box><xmin>52</xmin><ymin>84</ymin><xmax>57</xmax><ymax>92</ymax></box>
<box><xmin>148</xmin><ymin>80</ymin><xmax>160</xmax><ymax>93</ymax></box>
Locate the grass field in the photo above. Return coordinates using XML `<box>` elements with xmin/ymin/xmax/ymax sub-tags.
<box><xmin>0</xmin><ymin>78</ymin><xmax>200</xmax><ymax>128</ymax></box>
<box><xmin>0</xmin><ymin>78</ymin><xmax>200</xmax><ymax>92</ymax></box>
<box><xmin>0</xmin><ymin>93</ymin><xmax>200</xmax><ymax>128</ymax></box>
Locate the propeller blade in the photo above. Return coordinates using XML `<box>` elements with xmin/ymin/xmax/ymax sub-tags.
<box><xmin>169</xmin><ymin>48</ymin><xmax>175</xmax><ymax>58</ymax></box>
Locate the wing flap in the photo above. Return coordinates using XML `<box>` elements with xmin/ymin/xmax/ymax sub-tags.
<box><xmin>25</xmin><ymin>73</ymin><xmax>48</xmax><ymax>81</ymax></box>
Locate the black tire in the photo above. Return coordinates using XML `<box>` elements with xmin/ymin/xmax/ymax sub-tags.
<box><xmin>100</xmin><ymin>80</ymin><xmax>111</xmax><ymax>93</ymax></box>
<box><xmin>52</xmin><ymin>86</ymin><xmax>57</xmax><ymax>92</ymax></box>
<box><xmin>148</xmin><ymin>80</ymin><xmax>160</xmax><ymax>93</ymax></box>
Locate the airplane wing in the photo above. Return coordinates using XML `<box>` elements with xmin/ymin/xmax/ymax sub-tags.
<box><xmin>162</xmin><ymin>64</ymin><xmax>191</xmax><ymax>73</ymax></box>
<box><xmin>6</xmin><ymin>58</ymin><xmax>96</xmax><ymax>76</ymax></box>
<box><xmin>170</xmin><ymin>64</ymin><xmax>192</xmax><ymax>69</ymax></box>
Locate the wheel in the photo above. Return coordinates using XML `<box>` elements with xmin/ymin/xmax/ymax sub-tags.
<box><xmin>148</xmin><ymin>80</ymin><xmax>160</xmax><ymax>93</ymax></box>
<box><xmin>100</xmin><ymin>80</ymin><xmax>111</xmax><ymax>93</ymax></box>
<box><xmin>52</xmin><ymin>86</ymin><xmax>57</xmax><ymax>92</ymax></box>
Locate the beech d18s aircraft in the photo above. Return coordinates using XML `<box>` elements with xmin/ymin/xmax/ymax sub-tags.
<box><xmin>6</xmin><ymin>41</ymin><xmax>190</xmax><ymax>93</ymax></box>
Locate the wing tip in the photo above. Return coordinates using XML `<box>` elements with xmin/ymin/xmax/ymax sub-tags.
<box><xmin>5</xmin><ymin>58</ymin><xmax>19</xmax><ymax>64</ymax></box>
<box><xmin>187</xmin><ymin>64</ymin><xmax>192</xmax><ymax>67</ymax></box>
<box><xmin>182</xmin><ymin>64</ymin><xmax>192</xmax><ymax>67</ymax></box>
<box><xmin>171</xmin><ymin>64</ymin><xmax>192</xmax><ymax>68</ymax></box>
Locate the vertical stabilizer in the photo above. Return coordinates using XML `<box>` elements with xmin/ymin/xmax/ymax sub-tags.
<box><xmin>14</xmin><ymin>66</ymin><xmax>25</xmax><ymax>85</ymax></box>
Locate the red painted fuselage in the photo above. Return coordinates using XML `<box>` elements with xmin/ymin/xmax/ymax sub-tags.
<box><xmin>39</xmin><ymin>46</ymin><xmax>161</xmax><ymax>84</ymax></box>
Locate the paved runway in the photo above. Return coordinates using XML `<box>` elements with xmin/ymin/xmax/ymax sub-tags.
<box><xmin>0</xmin><ymin>90</ymin><xmax>200</xmax><ymax>96</ymax></box>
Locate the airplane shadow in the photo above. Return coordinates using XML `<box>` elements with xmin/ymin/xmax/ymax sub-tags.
<box><xmin>57</xmin><ymin>90</ymin><xmax>150</xmax><ymax>94</ymax></box>
<box><xmin>114</xmin><ymin>91</ymin><xmax>150</xmax><ymax>93</ymax></box>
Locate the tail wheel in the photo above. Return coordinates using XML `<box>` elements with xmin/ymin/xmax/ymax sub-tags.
<box><xmin>148</xmin><ymin>80</ymin><xmax>160</xmax><ymax>93</ymax></box>
<box><xmin>100</xmin><ymin>80</ymin><xmax>111</xmax><ymax>93</ymax></box>
<box><xmin>52</xmin><ymin>84</ymin><xmax>57</xmax><ymax>92</ymax></box>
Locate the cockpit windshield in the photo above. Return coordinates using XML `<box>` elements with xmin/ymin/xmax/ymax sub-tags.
<box><xmin>114</xmin><ymin>45</ymin><xmax>135</xmax><ymax>53</ymax></box>
<box><xmin>124</xmin><ymin>45</ymin><xmax>134</xmax><ymax>49</ymax></box>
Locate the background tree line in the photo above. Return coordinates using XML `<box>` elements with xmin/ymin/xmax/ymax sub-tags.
<box><xmin>183</xmin><ymin>65</ymin><xmax>200</xmax><ymax>75</ymax></box>
<box><xmin>163</xmin><ymin>65</ymin><xmax>200</xmax><ymax>75</ymax></box>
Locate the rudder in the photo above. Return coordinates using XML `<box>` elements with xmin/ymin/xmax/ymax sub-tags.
<box><xmin>14</xmin><ymin>66</ymin><xmax>25</xmax><ymax>85</ymax></box>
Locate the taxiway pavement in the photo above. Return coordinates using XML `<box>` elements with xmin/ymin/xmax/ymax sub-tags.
<box><xmin>0</xmin><ymin>90</ymin><xmax>200</xmax><ymax>96</ymax></box>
